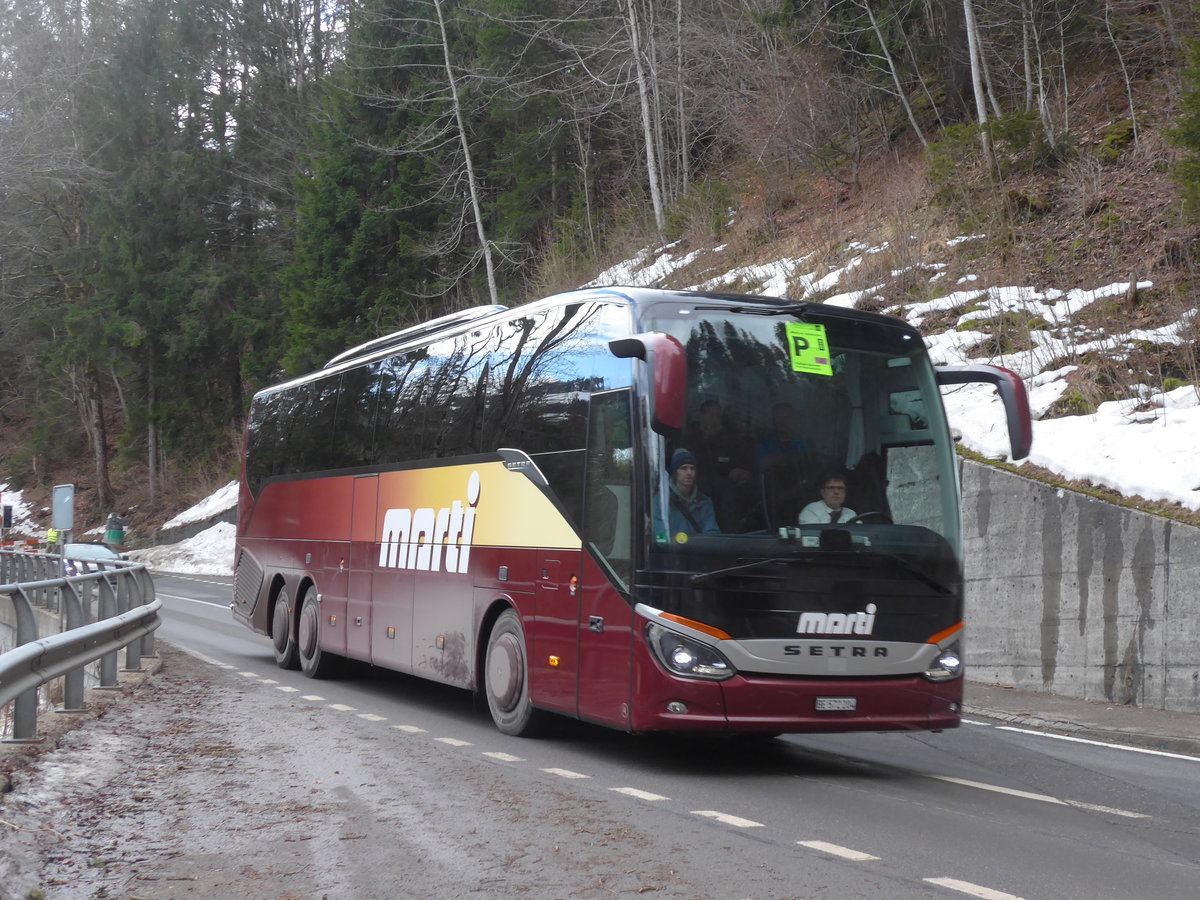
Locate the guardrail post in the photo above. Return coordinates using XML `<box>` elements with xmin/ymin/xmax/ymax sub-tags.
<box><xmin>115</xmin><ymin>567</ymin><xmax>144</xmax><ymax>672</ymax></box>
<box><xmin>58</xmin><ymin>582</ymin><xmax>87</xmax><ymax>712</ymax></box>
<box><xmin>5</xmin><ymin>586</ymin><xmax>42</xmax><ymax>742</ymax></box>
<box><xmin>96</xmin><ymin>574</ymin><xmax>119</xmax><ymax>688</ymax></box>
<box><xmin>134</xmin><ymin>569</ymin><xmax>157</xmax><ymax>660</ymax></box>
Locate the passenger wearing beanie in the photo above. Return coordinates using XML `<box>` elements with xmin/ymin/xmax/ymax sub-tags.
<box><xmin>663</xmin><ymin>448</ymin><xmax>720</xmax><ymax>538</ymax></box>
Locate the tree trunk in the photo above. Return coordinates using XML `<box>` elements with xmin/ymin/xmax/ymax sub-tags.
<box><xmin>863</xmin><ymin>3</ymin><xmax>928</xmax><ymax>148</ymax></box>
<box><xmin>433</xmin><ymin>0</ymin><xmax>498</xmax><ymax>304</ymax></box>
<box><xmin>962</xmin><ymin>0</ymin><xmax>994</xmax><ymax>170</ymax></box>
<box><xmin>71</xmin><ymin>364</ymin><xmax>113</xmax><ymax>514</ymax></box>
<box><xmin>1104</xmin><ymin>0</ymin><xmax>1139</xmax><ymax>149</ymax></box>
<box><xmin>623</xmin><ymin>0</ymin><xmax>666</xmax><ymax>235</ymax></box>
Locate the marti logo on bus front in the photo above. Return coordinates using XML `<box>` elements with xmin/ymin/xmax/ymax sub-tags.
<box><xmin>378</xmin><ymin>471</ymin><xmax>481</xmax><ymax>574</ymax></box>
<box><xmin>796</xmin><ymin>603</ymin><xmax>877</xmax><ymax>636</ymax></box>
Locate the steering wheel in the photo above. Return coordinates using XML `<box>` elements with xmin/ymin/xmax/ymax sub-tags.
<box><xmin>844</xmin><ymin>511</ymin><xmax>892</xmax><ymax>525</ymax></box>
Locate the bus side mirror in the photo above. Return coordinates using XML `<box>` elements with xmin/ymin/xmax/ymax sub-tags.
<box><xmin>935</xmin><ymin>364</ymin><xmax>1033</xmax><ymax>460</ymax></box>
<box><xmin>609</xmin><ymin>332</ymin><xmax>685</xmax><ymax>436</ymax></box>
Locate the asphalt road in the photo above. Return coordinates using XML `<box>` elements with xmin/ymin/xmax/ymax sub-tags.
<box><xmin>5</xmin><ymin>572</ymin><xmax>1197</xmax><ymax>899</ymax></box>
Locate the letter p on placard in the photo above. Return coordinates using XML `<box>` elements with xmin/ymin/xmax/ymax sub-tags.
<box><xmin>786</xmin><ymin>322</ymin><xmax>833</xmax><ymax>376</ymax></box>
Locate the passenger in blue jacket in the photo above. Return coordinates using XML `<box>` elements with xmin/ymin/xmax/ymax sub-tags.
<box><xmin>664</xmin><ymin>448</ymin><xmax>720</xmax><ymax>538</ymax></box>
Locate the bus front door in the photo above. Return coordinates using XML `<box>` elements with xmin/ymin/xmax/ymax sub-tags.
<box><xmin>576</xmin><ymin>389</ymin><xmax>636</xmax><ymax>729</ymax></box>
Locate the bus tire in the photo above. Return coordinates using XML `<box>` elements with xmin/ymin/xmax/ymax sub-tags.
<box><xmin>271</xmin><ymin>587</ymin><xmax>300</xmax><ymax>670</ymax></box>
<box><xmin>297</xmin><ymin>588</ymin><xmax>340</xmax><ymax>679</ymax></box>
<box><xmin>484</xmin><ymin>609</ymin><xmax>544</xmax><ymax>736</ymax></box>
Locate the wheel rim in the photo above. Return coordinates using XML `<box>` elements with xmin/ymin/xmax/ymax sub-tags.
<box><xmin>488</xmin><ymin>631</ymin><xmax>523</xmax><ymax>713</ymax></box>
<box><xmin>272</xmin><ymin>600</ymin><xmax>290</xmax><ymax>652</ymax></box>
<box><xmin>298</xmin><ymin>599</ymin><xmax>319</xmax><ymax>658</ymax></box>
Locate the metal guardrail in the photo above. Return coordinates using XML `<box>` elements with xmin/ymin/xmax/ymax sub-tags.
<box><xmin>0</xmin><ymin>549</ymin><xmax>160</xmax><ymax>742</ymax></box>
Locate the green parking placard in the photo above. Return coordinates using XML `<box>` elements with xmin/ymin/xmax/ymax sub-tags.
<box><xmin>785</xmin><ymin>322</ymin><xmax>832</xmax><ymax>376</ymax></box>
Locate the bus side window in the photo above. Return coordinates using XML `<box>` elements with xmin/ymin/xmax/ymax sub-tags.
<box><xmin>584</xmin><ymin>390</ymin><xmax>633</xmax><ymax>589</ymax></box>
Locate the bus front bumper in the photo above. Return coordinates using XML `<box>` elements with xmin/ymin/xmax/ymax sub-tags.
<box><xmin>632</xmin><ymin>671</ymin><xmax>963</xmax><ymax>734</ymax></box>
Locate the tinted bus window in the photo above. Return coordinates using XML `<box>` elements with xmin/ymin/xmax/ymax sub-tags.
<box><xmin>333</xmin><ymin>361</ymin><xmax>382</xmax><ymax>469</ymax></box>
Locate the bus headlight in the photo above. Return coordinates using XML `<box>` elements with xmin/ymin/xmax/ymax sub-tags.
<box><xmin>646</xmin><ymin>623</ymin><xmax>734</xmax><ymax>681</ymax></box>
<box><xmin>923</xmin><ymin>642</ymin><xmax>963</xmax><ymax>682</ymax></box>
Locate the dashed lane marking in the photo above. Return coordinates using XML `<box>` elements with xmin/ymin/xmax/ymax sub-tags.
<box><xmin>483</xmin><ymin>752</ymin><xmax>524</xmax><ymax>762</ymax></box>
<box><xmin>691</xmin><ymin>810</ymin><xmax>763</xmax><ymax>828</ymax></box>
<box><xmin>276</xmin><ymin>686</ymin><xmax>300</xmax><ymax>693</ymax></box>
<box><xmin>796</xmin><ymin>840</ymin><xmax>879</xmax><ymax>861</ymax></box>
<box><xmin>923</xmin><ymin>877</ymin><xmax>1025</xmax><ymax>899</ymax></box>
<box><xmin>392</xmin><ymin>725</ymin><xmax>427</xmax><ymax>734</ymax></box>
<box><xmin>435</xmin><ymin>737</ymin><xmax>473</xmax><ymax>747</ymax></box>
<box><xmin>542</xmin><ymin>768</ymin><xmax>590</xmax><ymax>779</ymax></box>
<box><xmin>237</xmin><ymin>671</ymin><xmax>259</xmax><ymax>678</ymax></box>
<box><xmin>610</xmin><ymin>787</ymin><xmax>668</xmax><ymax>801</ymax></box>
<box><xmin>357</xmin><ymin>713</ymin><xmax>387</xmax><ymax>722</ymax></box>
<box><xmin>328</xmin><ymin>703</ymin><xmax>357</xmax><ymax>712</ymax></box>
<box><xmin>931</xmin><ymin>775</ymin><xmax>1149</xmax><ymax>819</ymax></box>
<box><xmin>301</xmin><ymin>695</ymin><xmax>325</xmax><ymax>701</ymax></box>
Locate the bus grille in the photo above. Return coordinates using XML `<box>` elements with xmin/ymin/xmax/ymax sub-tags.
<box><xmin>234</xmin><ymin>550</ymin><xmax>264</xmax><ymax>612</ymax></box>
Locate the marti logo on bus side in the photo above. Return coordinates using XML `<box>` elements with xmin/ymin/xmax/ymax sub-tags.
<box><xmin>378</xmin><ymin>471</ymin><xmax>481</xmax><ymax>574</ymax></box>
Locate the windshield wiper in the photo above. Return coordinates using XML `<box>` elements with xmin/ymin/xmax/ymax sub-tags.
<box><xmin>690</xmin><ymin>549</ymin><xmax>953</xmax><ymax>595</ymax></box>
<box><xmin>690</xmin><ymin>555</ymin><xmax>814</xmax><ymax>585</ymax></box>
<box><xmin>872</xmin><ymin>552</ymin><xmax>953</xmax><ymax>595</ymax></box>
<box><xmin>693</xmin><ymin>302</ymin><xmax>810</xmax><ymax>318</ymax></box>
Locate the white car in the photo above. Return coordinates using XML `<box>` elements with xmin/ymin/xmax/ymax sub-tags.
<box><xmin>62</xmin><ymin>542</ymin><xmax>123</xmax><ymax>576</ymax></box>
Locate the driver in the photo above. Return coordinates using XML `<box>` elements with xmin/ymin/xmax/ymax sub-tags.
<box><xmin>798</xmin><ymin>474</ymin><xmax>856</xmax><ymax>525</ymax></box>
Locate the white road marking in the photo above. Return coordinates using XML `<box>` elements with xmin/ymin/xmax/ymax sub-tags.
<box><xmin>155</xmin><ymin>592</ymin><xmax>228</xmax><ymax>608</ymax></box>
<box><xmin>301</xmin><ymin>695</ymin><xmax>325</xmax><ymax>701</ymax></box>
<box><xmin>237</xmin><ymin>671</ymin><xmax>259</xmax><ymax>678</ymax></box>
<box><xmin>328</xmin><ymin>703</ymin><xmax>356</xmax><ymax>712</ymax></box>
<box><xmin>175</xmin><ymin>646</ymin><xmax>234</xmax><ymax>668</ymax></box>
<box><xmin>691</xmin><ymin>810</ymin><xmax>763</xmax><ymax>828</ymax></box>
<box><xmin>482</xmin><ymin>752</ymin><xmax>524</xmax><ymax>762</ymax></box>
<box><xmin>796</xmin><ymin>840</ymin><xmax>879</xmax><ymax>861</ymax></box>
<box><xmin>276</xmin><ymin>686</ymin><xmax>300</xmax><ymax>693</ymax></box>
<box><xmin>932</xmin><ymin>775</ymin><xmax>1149</xmax><ymax>819</ymax></box>
<box><xmin>260</xmin><ymin>679</ymin><xmax>278</xmax><ymax>685</ymax></box>
<box><xmin>156</xmin><ymin>575</ymin><xmax>230</xmax><ymax>590</ymax></box>
<box><xmin>923</xmin><ymin>876</ymin><xmax>1024</xmax><ymax>899</ymax></box>
<box><xmin>541</xmin><ymin>768</ymin><xmax>590</xmax><ymax>779</ymax></box>
<box><xmin>435</xmin><ymin>737</ymin><xmax>472</xmax><ymax>747</ymax></box>
<box><xmin>995</xmin><ymin>725</ymin><xmax>1200</xmax><ymax>762</ymax></box>
<box><xmin>610</xmin><ymin>787</ymin><xmax>668</xmax><ymax>801</ymax></box>
<box><xmin>392</xmin><ymin>725</ymin><xmax>427</xmax><ymax>734</ymax></box>
<box><xmin>357</xmin><ymin>713</ymin><xmax>387</xmax><ymax>722</ymax></box>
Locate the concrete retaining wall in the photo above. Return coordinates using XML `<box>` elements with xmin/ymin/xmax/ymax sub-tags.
<box><xmin>962</xmin><ymin>459</ymin><xmax>1200</xmax><ymax>715</ymax></box>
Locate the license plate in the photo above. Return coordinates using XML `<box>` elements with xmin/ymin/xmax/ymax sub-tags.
<box><xmin>815</xmin><ymin>697</ymin><xmax>857</xmax><ymax>712</ymax></box>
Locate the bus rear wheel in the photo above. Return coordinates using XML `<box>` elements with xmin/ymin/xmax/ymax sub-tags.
<box><xmin>484</xmin><ymin>609</ymin><xmax>544</xmax><ymax>736</ymax></box>
<box><xmin>297</xmin><ymin>588</ymin><xmax>340</xmax><ymax>679</ymax></box>
<box><xmin>271</xmin><ymin>587</ymin><xmax>300</xmax><ymax>670</ymax></box>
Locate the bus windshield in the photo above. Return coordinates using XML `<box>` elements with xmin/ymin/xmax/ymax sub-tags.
<box><xmin>640</xmin><ymin>302</ymin><xmax>961</xmax><ymax>593</ymax></box>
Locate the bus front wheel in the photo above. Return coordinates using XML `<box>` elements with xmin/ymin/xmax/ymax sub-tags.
<box><xmin>271</xmin><ymin>587</ymin><xmax>300</xmax><ymax>670</ymax></box>
<box><xmin>297</xmin><ymin>588</ymin><xmax>340</xmax><ymax>679</ymax></box>
<box><xmin>484</xmin><ymin>610</ymin><xmax>544</xmax><ymax>736</ymax></box>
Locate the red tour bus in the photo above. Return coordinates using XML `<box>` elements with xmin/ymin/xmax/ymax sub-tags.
<box><xmin>233</xmin><ymin>287</ymin><xmax>1031</xmax><ymax>736</ymax></box>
